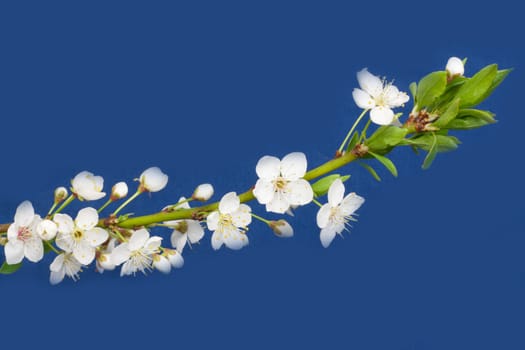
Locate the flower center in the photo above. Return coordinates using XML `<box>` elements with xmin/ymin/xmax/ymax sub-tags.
<box><xmin>73</xmin><ymin>230</ymin><xmax>84</xmax><ymax>241</ymax></box>
<box><xmin>273</xmin><ymin>177</ymin><xmax>288</xmax><ymax>191</ymax></box>
<box><xmin>17</xmin><ymin>227</ymin><xmax>32</xmax><ymax>242</ymax></box>
<box><xmin>219</xmin><ymin>214</ymin><xmax>233</xmax><ymax>228</ymax></box>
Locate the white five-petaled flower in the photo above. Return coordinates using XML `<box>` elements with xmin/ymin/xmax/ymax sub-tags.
<box><xmin>316</xmin><ymin>179</ymin><xmax>365</xmax><ymax>248</ymax></box>
<box><xmin>207</xmin><ymin>192</ymin><xmax>251</xmax><ymax>250</ymax></box>
<box><xmin>446</xmin><ymin>56</ymin><xmax>464</xmax><ymax>77</ymax></box>
<box><xmin>252</xmin><ymin>152</ymin><xmax>314</xmax><ymax>214</ymax></box>
<box><xmin>49</xmin><ymin>252</ymin><xmax>83</xmax><ymax>285</ymax></box>
<box><xmin>71</xmin><ymin>171</ymin><xmax>106</xmax><ymax>201</ymax></box>
<box><xmin>4</xmin><ymin>201</ymin><xmax>43</xmax><ymax>264</ymax></box>
<box><xmin>111</xmin><ymin>229</ymin><xmax>163</xmax><ymax>276</ymax></box>
<box><xmin>165</xmin><ymin>197</ymin><xmax>205</xmax><ymax>253</ymax></box>
<box><xmin>54</xmin><ymin>208</ymin><xmax>109</xmax><ymax>265</ymax></box>
<box><xmin>139</xmin><ymin>167</ymin><xmax>168</xmax><ymax>192</ymax></box>
<box><xmin>352</xmin><ymin>68</ymin><xmax>410</xmax><ymax>126</ymax></box>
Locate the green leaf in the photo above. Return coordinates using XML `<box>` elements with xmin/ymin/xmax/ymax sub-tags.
<box><xmin>0</xmin><ymin>261</ymin><xmax>23</xmax><ymax>274</ymax></box>
<box><xmin>479</xmin><ymin>68</ymin><xmax>512</xmax><ymax>102</ymax></box>
<box><xmin>433</xmin><ymin>98</ymin><xmax>460</xmax><ymax>128</ymax></box>
<box><xmin>366</xmin><ymin>126</ymin><xmax>408</xmax><ymax>152</ymax></box>
<box><xmin>416</xmin><ymin>71</ymin><xmax>448</xmax><ymax>109</ymax></box>
<box><xmin>358</xmin><ymin>162</ymin><xmax>381</xmax><ymax>182</ymax></box>
<box><xmin>456</xmin><ymin>64</ymin><xmax>498</xmax><ymax>107</ymax></box>
<box><xmin>457</xmin><ymin>109</ymin><xmax>496</xmax><ymax>122</ymax></box>
<box><xmin>346</xmin><ymin>131</ymin><xmax>360</xmax><ymax>153</ymax></box>
<box><xmin>446</xmin><ymin>116</ymin><xmax>495</xmax><ymax>130</ymax></box>
<box><xmin>409</xmin><ymin>82</ymin><xmax>417</xmax><ymax>100</ymax></box>
<box><xmin>422</xmin><ymin>133</ymin><xmax>438</xmax><ymax>170</ymax></box>
<box><xmin>368</xmin><ymin>151</ymin><xmax>398</xmax><ymax>177</ymax></box>
<box><xmin>409</xmin><ymin>134</ymin><xmax>460</xmax><ymax>152</ymax></box>
<box><xmin>311</xmin><ymin>174</ymin><xmax>351</xmax><ymax>196</ymax></box>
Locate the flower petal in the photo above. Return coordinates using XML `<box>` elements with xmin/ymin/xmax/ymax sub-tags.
<box><xmin>85</xmin><ymin>227</ymin><xmax>109</xmax><ymax>247</ymax></box>
<box><xmin>170</xmin><ymin>231</ymin><xmax>187</xmax><ymax>252</ymax></box>
<box><xmin>265</xmin><ymin>193</ymin><xmax>290</xmax><ymax>214</ymax></box>
<box><xmin>231</xmin><ymin>204</ymin><xmax>252</xmax><ymax>228</ymax></box>
<box><xmin>111</xmin><ymin>243</ymin><xmax>131</xmax><ymax>266</ymax></box>
<box><xmin>285</xmin><ymin>179</ymin><xmax>314</xmax><ymax>206</ymax></box>
<box><xmin>153</xmin><ymin>255</ymin><xmax>171</xmax><ymax>274</ymax></box>
<box><xmin>370</xmin><ymin>106</ymin><xmax>395</xmax><ymax>125</ymax></box>
<box><xmin>55</xmin><ymin>232</ymin><xmax>74</xmax><ymax>252</ymax></box>
<box><xmin>320</xmin><ymin>226</ymin><xmax>337</xmax><ymax>248</ymax></box>
<box><xmin>316</xmin><ymin>204</ymin><xmax>332</xmax><ymax>229</ymax></box>
<box><xmin>75</xmin><ymin>207</ymin><xmax>99</xmax><ymax>231</ymax></box>
<box><xmin>186</xmin><ymin>221</ymin><xmax>205</xmax><ymax>244</ymax></box>
<box><xmin>128</xmin><ymin>229</ymin><xmax>150</xmax><ymax>251</ymax></box>
<box><xmin>280</xmin><ymin>152</ymin><xmax>307</xmax><ymax>181</ymax></box>
<box><xmin>14</xmin><ymin>201</ymin><xmax>34</xmax><ymax>227</ymax></box>
<box><xmin>253</xmin><ymin>179</ymin><xmax>275</xmax><ymax>205</ymax></box>
<box><xmin>357</xmin><ymin>68</ymin><xmax>383</xmax><ymax>98</ymax></box>
<box><xmin>50</xmin><ymin>253</ymin><xmax>65</xmax><ymax>272</ymax></box>
<box><xmin>352</xmin><ymin>88</ymin><xmax>376</xmax><ymax>109</ymax></box>
<box><xmin>144</xmin><ymin>236</ymin><xmax>162</xmax><ymax>252</ymax></box>
<box><xmin>328</xmin><ymin>178</ymin><xmax>345</xmax><ymax>207</ymax></box>
<box><xmin>50</xmin><ymin>269</ymin><xmax>66</xmax><ymax>285</ymax></box>
<box><xmin>256</xmin><ymin>155</ymin><xmax>281</xmax><ymax>181</ymax></box>
<box><xmin>4</xmin><ymin>240</ymin><xmax>25</xmax><ymax>265</ymax></box>
<box><xmin>54</xmin><ymin>214</ymin><xmax>75</xmax><ymax>234</ymax></box>
<box><xmin>218</xmin><ymin>192</ymin><xmax>240</xmax><ymax>214</ymax></box>
<box><xmin>24</xmin><ymin>238</ymin><xmax>44</xmax><ymax>262</ymax></box>
<box><xmin>222</xmin><ymin>227</ymin><xmax>248</xmax><ymax>250</ymax></box>
<box><xmin>340</xmin><ymin>193</ymin><xmax>365</xmax><ymax>216</ymax></box>
<box><xmin>383</xmin><ymin>85</ymin><xmax>409</xmax><ymax>108</ymax></box>
<box><xmin>206</xmin><ymin>211</ymin><xmax>220</xmax><ymax>231</ymax></box>
<box><xmin>73</xmin><ymin>242</ymin><xmax>96</xmax><ymax>265</ymax></box>
<box><xmin>211</xmin><ymin>231</ymin><xmax>224</xmax><ymax>250</ymax></box>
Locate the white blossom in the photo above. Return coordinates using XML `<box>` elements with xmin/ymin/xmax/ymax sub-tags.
<box><xmin>165</xmin><ymin>197</ymin><xmax>205</xmax><ymax>253</ymax></box>
<box><xmin>164</xmin><ymin>248</ymin><xmax>184</xmax><ymax>268</ymax></box>
<box><xmin>446</xmin><ymin>57</ymin><xmax>464</xmax><ymax>77</ymax></box>
<box><xmin>111</xmin><ymin>181</ymin><xmax>128</xmax><ymax>200</ymax></box>
<box><xmin>71</xmin><ymin>171</ymin><xmax>106</xmax><ymax>201</ymax></box>
<box><xmin>111</xmin><ymin>229</ymin><xmax>162</xmax><ymax>276</ymax></box>
<box><xmin>253</xmin><ymin>152</ymin><xmax>314</xmax><ymax>214</ymax></box>
<box><xmin>352</xmin><ymin>68</ymin><xmax>409</xmax><ymax>125</ymax></box>
<box><xmin>316</xmin><ymin>179</ymin><xmax>365</xmax><ymax>248</ymax></box>
<box><xmin>152</xmin><ymin>254</ymin><xmax>172</xmax><ymax>274</ymax></box>
<box><xmin>206</xmin><ymin>192</ymin><xmax>251</xmax><ymax>250</ymax></box>
<box><xmin>96</xmin><ymin>238</ymin><xmax>117</xmax><ymax>273</ymax></box>
<box><xmin>193</xmin><ymin>183</ymin><xmax>214</xmax><ymax>201</ymax></box>
<box><xmin>54</xmin><ymin>208</ymin><xmax>109</xmax><ymax>265</ymax></box>
<box><xmin>50</xmin><ymin>253</ymin><xmax>83</xmax><ymax>285</ymax></box>
<box><xmin>4</xmin><ymin>201</ymin><xmax>43</xmax><ymax>264</ymax></box>
<box><xmin>139</xmin><ymin>167</ymin><xmax>168</xmax><ymax>192</ymax></box>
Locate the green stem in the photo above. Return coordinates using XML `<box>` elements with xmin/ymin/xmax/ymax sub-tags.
<box><xmin>251</xmin><ymin>213</ymin><xmax>270</xmax><ymax>225</ymax></box>
<box><xmin>53</xmin><ymin>195</ymin><xmax>75</xmax><ymax>216</ymax></box>
<box><xmin>359</xmin><ymin>119</ymin><xmax>372</xmax><ymax>143</ymax></box>
<box><xmin>337</xmin><ymin>109</ymin><xmax>369</xmax><ymax>153</ymax></box>
<box><xmin>97</xmin><ymin>199</ymin><xmax>114</xmax><ymax>213</ymax></box>
<box><xmin>45</xmin><ymin>241</ymin><xmax>61</xmax><ymax>254</ymax></box>
<box><xmin>47</xmin><ymin>202</ymin><xmax>58</xmax><ymax>217</ymax></box>
<box><xmin>112</xmin><ymin>190</ymin><xmax>143</xmax><ymax>216</ymax></box>
<box><xmin>312</xmin><ymin>199</ymin><xmax>323</xmax><ymax>208</ymax></box>
<box><xmin>165</xmin><ymin>197</ymin><xmax>193</xmax><ymax>211</ymax></box>
<box><xmin>115</xmin><ymin>152</ymin><xmax>357</xmax><ymax>229</ymax></box>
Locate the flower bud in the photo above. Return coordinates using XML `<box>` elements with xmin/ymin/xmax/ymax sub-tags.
<box><xmin>152</xmin><ymin>254</ymin><xmax>171</xmax><ymax>274</ymax></box>
<box><xmin>164</xmin><ymin>248</ymin><xmax>184</xmax><ymax>268</ymax></box>
<box><xmin>97</xmin><ymin>253</ymin><xmax>115</xmax><ymax>271</ymax></box>
<box><xmin>269</xmin><ymin>219</ymin><xmax>294</xmax><ymax>238</ymax></box>
<box><xmin>192</xmin><ymin>183</ymin><xmax>214</xmax><ymax>201</ymax></box>
<box><xmin>36</xmin><ymin>219</ymin><xmax>58</xmax><ymax>241</ymax></box>
<box><xmin>139</xmin><ymin>167</ymin><xmax>168</xmax><ymax>192</ymax></box>
<box><xmin>111</xmin><ymin>182</ymin><xmax>128</xmax><ymax>200</ymax></box>
<box><xmin>446</xmin><ymin>57</ymin><xmax>464</xmax><ymax>77</ymax></box>
<box><xmin>54</xmin><ymin>187</ymin><xmax>68</xmax><ymax>204</ymax></box>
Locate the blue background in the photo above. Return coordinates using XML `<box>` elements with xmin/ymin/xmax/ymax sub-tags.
<box><xmin>0</xmin><ymin>1</ymin><xmax>523</xmax><ymax>349</ymax></box>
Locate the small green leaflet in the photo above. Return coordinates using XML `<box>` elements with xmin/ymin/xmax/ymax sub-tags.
<box><xmin>422</xmin><ymin>133</ymin><xmax>438</xmax><ymax>170</ymax></box>
<box><xmin>0</xmin><ymin>261</ymin><xmax>23</xmax><ymax>274</ymax></box>
<box><xmin>358</xmin><ymin>162</ymin><xmax>381</xmax><ymax>182</ymax></box>
<box><xmin>311</xmin><ymin>174</ymin><xmax>351</xmax><ymax>197</ymax></box>
<box><xmin>368</xmin><ymin>151</ymin><xmax>398</xmax><ymax>177</ymax></box>
<box><xmin>416</xmin><ymin>71</ymin><xmax>447</xmax><ymax>110</ymax></box>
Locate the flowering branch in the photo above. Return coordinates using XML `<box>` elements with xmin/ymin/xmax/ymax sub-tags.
<box><xmin>0</xmin><ymin>57</ymin><xmax>510</xmax><ymax>283</ymax></box>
